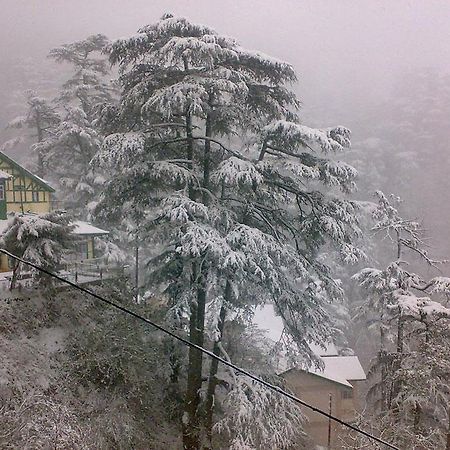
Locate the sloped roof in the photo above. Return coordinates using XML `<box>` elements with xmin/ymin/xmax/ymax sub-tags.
<box><xmin>253</xmin><ymin>304</ymin><xmax>366</xmax><ymax>388</ymax></box>
<box><xmin>0</xmin><ymin>151</ymin><xmax>55</xmax><ymax>192</ymax></box>
<box><xmin>281</xmin><ymin>356</ymin><xmax>366</xmax><ymax>388</ymax></box>
<box><xmin>0</xmin><ymin>217</ymin><xmax>109</xmax><ymax>237</ymax></box>
<box><xmin>308</xmin><ymin>356</ymin><xmax>366</xmax><ymax>386</ymax></box>
<box><xmin>72</xmin><ymin>220</ymin><xmax>109</xmax><ymax>236</ymax></box>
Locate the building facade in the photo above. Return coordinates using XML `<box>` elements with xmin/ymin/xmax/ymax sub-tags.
<box><xmin>281</xmin><ymin>354</ymin><xmax>366</xmax><ymax>449</ymax></box>
<box><xmin>0</xmin><ymin>151</ymin><xmax>108</xmax><ymax>272</ymax></box>
<box><xmin>0</xmin><ymin>151</ymin><xmax>54</xmax><ymax>217</ymax></box>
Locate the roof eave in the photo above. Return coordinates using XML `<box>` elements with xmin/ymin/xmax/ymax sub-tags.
<box><xmin>0</xmin><ymin>151</ymin><xmax>55</xmax><ymax>192</ymax></box>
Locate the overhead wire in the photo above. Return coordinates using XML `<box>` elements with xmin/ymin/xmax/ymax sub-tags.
<box><xmin>1</xmin><ymin>248</ymin><xmax>399</xmax><ymax>450</ymax></box>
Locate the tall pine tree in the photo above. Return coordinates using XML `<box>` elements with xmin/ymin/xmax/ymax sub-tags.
<box><xmin>96</xmin><ymin>14</ymin><xmax>364</xmax><ymax>449</ymax></box>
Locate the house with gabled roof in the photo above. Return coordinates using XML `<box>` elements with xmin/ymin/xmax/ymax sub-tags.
<box><xmin>0</xmin><ymin>151</ymin><xmax>55</xmax><ymax>217</ymax></box>
<box><xmin>280</xmin><ymin>348</ymin><xmax>366</xmax><ymax>449</ymax></box>
<box><xmin>253</xmin><ymin>305</ymin><xmax>366</xmax><ymax>449</ymax></box>
<box><xmin>0</xmin><ymin>151</ymin><xmax>108</xmax><ymax>272</ymax></box>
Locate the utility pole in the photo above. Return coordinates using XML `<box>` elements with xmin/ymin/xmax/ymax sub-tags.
<box><xmin>328</xmin><ymin>393</ymin><xmax>333</xmax><ymax>449</ymax></box>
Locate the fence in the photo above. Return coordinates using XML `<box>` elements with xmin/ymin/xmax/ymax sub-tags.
<box><xmin>0</xmin><ymin>258</ymin><xmax>126</xmax><ymax>291</ymax></box>
<box><xmin>62</xmin><ymin>258</ymin><xmax>126</xmax><ymax>283</ymax></box>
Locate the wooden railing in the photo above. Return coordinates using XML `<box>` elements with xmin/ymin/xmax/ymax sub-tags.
<box><xmin>0</xmin><ymin>258</ymin><xmax>127</xmax><ymax>291</ymax></box>
<box><xmin>62</xmin><ymin>257</ymin><xmax>126</xmax><ymax>283</ymax></box>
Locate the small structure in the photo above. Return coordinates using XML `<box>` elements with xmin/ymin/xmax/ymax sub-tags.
<box><xmin>280</xmin><ymin>348</ymin><xmax>366</xmax><ymax>449</ymax></box>
<box><xmin>71</xmin><ymin>220</ymin><xmax>109</xmax><ymax>260</ymax></box>
<box><xmin>0</xmin><ymin>150</ymin><xmax>55</xmax><ymax>216</ymax></box>
<box><xmin>253</xmin><ymin>305</ymin><xmax>366</xmax><ymax>449</ymax></box>
<box><xmin>0</xmin><ymin>151</ymin><xmax>110</xmax><ymax>274</ymax></box>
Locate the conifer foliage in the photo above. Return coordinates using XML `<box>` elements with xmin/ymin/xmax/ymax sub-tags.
<box><xmin>45</xmin><ymin>34</ymin><xmax>114</xmax><ymax>214</ymax></box>
<box><xmin>95</xmin><ymin>14</ymin><xmax>363</xmax><ymax>449</ymax></box>
<box><xmin>3</xmin><ymin>90</ymin><xmax>59</xmax><ymax>177</ymax></box>
<box><xmin>0</xmin><ymin>211</ymin><xmax>75</xmax><ymax>289</ymax></box>
<box><xmin>352</xmin><ymin>192</ymin><xmax>450</xmax><ymax>448</ymax></box>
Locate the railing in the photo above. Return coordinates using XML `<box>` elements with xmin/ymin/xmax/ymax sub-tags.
<box><xmin>62</xmin><ymin>257</ymin><xmax>126</xmax><ymax>283</ymax></box>
<box><xmin>0</xmin><ymin>258</ymin><xmax>127</xmax><ymax>292</ymax></box>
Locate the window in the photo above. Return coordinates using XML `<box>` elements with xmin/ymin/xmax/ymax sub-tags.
<box><xmin>342</xmin><ymin>389</ymin><xmax>353</xmax><ymax>399</ymax></box>
<box><xmin>0</xmin><ymin>184</ymin><xmax>5</xmax><ymax>201</ymax></box>
<box><xmin>32</xmin><ymin>191</ymin><xmax>40</xmax><ymax>202</ymax></box>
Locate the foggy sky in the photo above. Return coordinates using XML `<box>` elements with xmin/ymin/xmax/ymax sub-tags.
<box><xmin>2</xmin><ymin>0</ymin><xmax>450</xmax><ymax>117</ymax></box>
<box><xmin>1</xmin><ymin>0</ymin><xmax>450</xmax><ymax>260</ymax></box>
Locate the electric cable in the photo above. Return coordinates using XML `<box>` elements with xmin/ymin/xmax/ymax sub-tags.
<box><xmin>1</xmin><ymin>248</ymin><xmax>400</xmax><ymax>450</ymax></box>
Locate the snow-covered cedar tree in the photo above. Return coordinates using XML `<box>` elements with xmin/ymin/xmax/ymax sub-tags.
<box><xmin>45</xmin><ymin>34</ymin><xmax>115</xmax><ymax>215</ymax></box>
<box><xmin>213</xmin><ymin>373</ymin><xmax>305</xmax><ymax>450</ymax></box>
<box><xmin>95</xmin><ymin>13</ymin><xmax>364</xmax><ymax>449</ymax></box>
<box><xmin>2</xmin><ymin>90</ymin><xmax>60</xmax><ymax>177</ymax></box>
<box><xmin>0</xmin><ymin>211</ymin><xmax>75</xmax><ymax>289</ymax></box>
<box><xmin>352</xmin><ymin>191</ymin><xmax>450</xmax><ymax>447</ymax></box>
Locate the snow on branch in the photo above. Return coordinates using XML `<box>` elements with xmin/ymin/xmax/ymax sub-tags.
<box><xmin>393</xmin><ymin>290</ymin><xmax>450</xmax><ymax>319</ymax></box>
<box><xmin>263</xmin><ymin>120</ymin><xmax>351</xmax><ymax>153</ymax></box>
<box><xmin>214</xmin><ymin>373</ymin><xmax>305</xmax><ymax>449</ymax></box>
<box><xmin>161</xmin><ymin>193</ymin><xmax>209</xmax><ymax>223</ymax></box>
<box><xmin>213</xmin><ymin>157</ymin><xmax>263</xmax><ymax>187</ymax></box>
<box><xmin>98</xmin><ymin>132</ymin><xmax>146</xmax><ymax>167</ymax></box>
<box><xmin>142</xmin><ymin>81</ymin><xmax>209</xmax><ymax>118</ymax></box>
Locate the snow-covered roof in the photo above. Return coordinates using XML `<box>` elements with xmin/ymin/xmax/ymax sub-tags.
<box><xmin>307</xmin><ymin>356</ymin><xmax>366</xmax><ymax>387</ymax></box>
<box><xmin>34</xmin><ymin>174</ymin><xmax>54</xmax><ymax>189</ymax></box>
<box><xmin>0</xmin><ymin>217</ymin><xmax>109</xmax><ymax>237</ymax></box>
<box><xmin>72</xmin><ymin>220</ymin><xmax>109</xmax><ymax>236</ymax></box>
<box><xmin>253</xmin><ymin>303</ymin><xmax>366</xmax><ymax>388</ymax></box>
<box><xmin>0</xmin><ymin>169</ymin><xmax>12</xmax><ymax>180</ymax></box>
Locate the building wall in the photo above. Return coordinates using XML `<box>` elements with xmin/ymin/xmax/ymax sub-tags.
<box><xmin>0</xmin><ymin>159</ymin><xmax>52</xmax><ymax>215</ymax></box>
<box><xmin>0</xmin><ymin>254</ymin><xmax>10</xmax><ymax>272</ymax></box>
<box><xmin>283</xmin><ymin>370</ymin><xmax>359</xmax><ymax>449</ymax></box>
<box><xmin>0</xmin><ymin>157</ymin><xmax>102</xmax><ymax>273</ymax></box>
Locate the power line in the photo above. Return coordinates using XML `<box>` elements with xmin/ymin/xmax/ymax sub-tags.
<box><xmin>2</xmin><ymin>249</ymin><xmax>399</xmax><ymax>450</ymax></box>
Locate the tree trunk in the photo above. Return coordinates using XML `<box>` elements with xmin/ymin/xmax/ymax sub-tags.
<box><xmin>181</xmin><ymin>97</ymin><xmax>203</xmax><ymax>448</ymax></box>
<box><xmin>182</xmin><ymin>260</ymin><xmax>208</xmax><ymax>450</ymax></box>
<box><xmin>184</xmin><ymin>110</ymin><xmax>197</xmax><ymax>203</ymax></box>
<box><xmin>203</xmin><ymin>280</ymin><xmax>230</xmax><ymax>449</ymax></box>
<box><xmin>396</xmin><ymin>312</ymin><xmax>404</xmax><ymax>355</ymax></box>
<box><xmin>379</xmin><ymin>304</ymin><xmax>388</xmax><ymax>410</ymax></box>
<box><xmin>202</xmin><ymin>112</ymin><xmax>212</xmax><ymax>205</ymax></box>
<box><xmin>182</xmin><ymin>84</ymin><xmax>214</xmax><ymax>450</ymax></box>
<box><xmin>391</xmin><ymin>312</ymin><xmax>404</xmax><ymax>415</ymax></box>
<box><xmin>413</xmin><ymin>402</ymin><xmax>421</xmax><ymax>433</ymax></box>
<box><xmin>35</xmin><ymin>117</ymin><xmax>44</xmax><ymax>177</ymax></box>
<box><xmin>10</xmin><ymin>262</ymin><xmax>19</xmax><ymax>290</ymax></box>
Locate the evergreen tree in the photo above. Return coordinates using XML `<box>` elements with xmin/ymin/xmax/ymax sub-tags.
<box><xmin>3</xmin><ymin>90</ymin><xmax>59</xmax><ymax>177</ymax></box>
<box><xmin>0</xmin><ymin>211</ymin><xmax>75</xmax><ymax>289</ymax></box>
<box><xmin>96</xmin><ymin>14</ymin><xmax>364</xmax><ymax>449</ymax></box>
<box><xmin>352</xmin><ymin>191</ymin><xmax>450</xmax><ymax>448</ymax></box>
<box><xmin>45</xmin><ymin>34</ymin><xmax>114</xmax><ymax>215</ymax></box>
